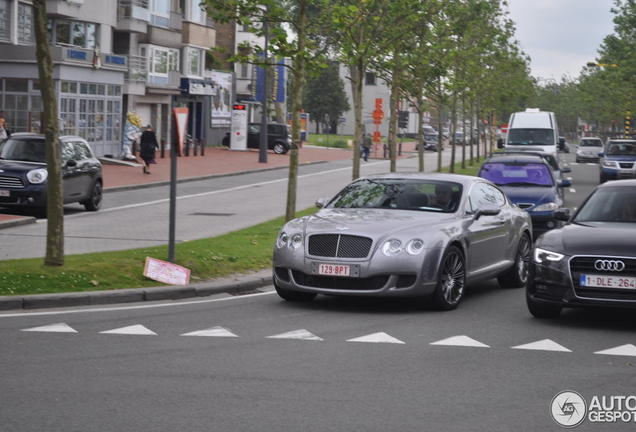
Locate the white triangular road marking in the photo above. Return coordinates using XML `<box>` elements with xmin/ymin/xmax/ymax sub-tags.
<box><xmin>99</xmin><ymin>325</ymin><xmax>157</xmax><ymax>335</ymax></box>
<box><xmin>21</xmin><ymin>323</ymin><xmax>78</xmax><ymax>333</ymax></box>
<box><xmin>430</xmin><ymin>335</ymin><xmax>489</xmax><ymax>348</ymax></box>
<box><xmin>267</xmin><ymin>329</ymin><xmax>323</xmax><ymax>341</ymax></box>
<box><xmin>181</xmin><ymin>326</ymin><xmax>238</xmax><ymax>337</ymax></box>
<box><xmin>347</xmin><ymin>332</ymin><xmax>405</xmax><ymax>344</ymax></box>
<box><xmin>595</xmin><ymin>344</ymin><xmax>636</xmax><ymax>357</ymax></box>
<box><xmin>512</xmin><ymin>339</ymin><xmax>571</xmax><ymax>352</ymax></box>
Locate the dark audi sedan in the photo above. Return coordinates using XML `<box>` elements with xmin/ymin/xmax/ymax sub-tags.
<box><xmin>0</xmin><ymin>134</ymin><xmax>103</xmax><ymax>217</ymax></box>
<box><xmin>527</xmin><ymin>180</ymin><xmax>636</xmax><ymax>318</ymax></box>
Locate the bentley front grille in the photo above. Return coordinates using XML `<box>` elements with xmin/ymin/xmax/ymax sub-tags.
<box><xmin>307</xmin><ymin>234</ymin><xmax>373</xmax><ymax>259</ymax></box>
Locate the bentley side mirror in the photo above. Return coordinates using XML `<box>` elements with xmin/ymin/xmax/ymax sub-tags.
<box><xmin>474</xmin><ymin>203</ymin><xmax>501</xmax><ymax>220</ymax></box>
<box><xmin>315</xmin><ymin>197</ymin><xmax>329</xmax><ymax>208</ymax></box>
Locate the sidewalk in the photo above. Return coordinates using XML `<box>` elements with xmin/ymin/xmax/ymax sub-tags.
<box><xmin>1</xmin><ymin>143</ymin><xmax>414</xmax><ymax>229</ymax></box>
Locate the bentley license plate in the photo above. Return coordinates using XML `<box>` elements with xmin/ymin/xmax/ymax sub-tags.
<box><xmin>0</xmin><ymin>190</ymin><xmax>9</xmax><ymax>197</ymax></box>
<box><xmin>580</xmin><ymin>274</ymin><xmax>636</xmax><ymax>289</ymax></box>
<box><xmin>318</xmin><ymin>263</ymin><xmax>350</xmax><ymax>277</ymax></box>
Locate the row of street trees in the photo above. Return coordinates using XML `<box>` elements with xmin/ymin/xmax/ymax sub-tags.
<box><xmin>532</xmin><ymin>1</ymin><xmax>636</xmax><ymax>140</ymax></box>
<box><xmin>206</xmin><ymin>0</ymin><xmax>534</xmax><ymax>222</ymax></box>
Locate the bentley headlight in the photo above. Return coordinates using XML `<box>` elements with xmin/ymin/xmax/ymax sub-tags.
<box><xmin>382</xmin><ymin>239</ymin><xmax>402</xmax><ymax>256</ymax></box>
<box><xmin>405</xmin><ymin>239</ymin><xmax>425</xmax><ymax>255</ymax></box>
<box><xmin>289</xmin><ymin>234</ymin><xmax>303</xmax><ymax>250</ymax></box>
<box><xmin>533</xmin><ymin>202</ymin><xmax>559</xmax><ymax>212</ymax></box>
<box><xmin>534</xmin><ymin>247</ymin><xmax>564</xmax><ymax>263</ymax></box>
<box><xmin>27</xmin><ymin>169</ymin><xmax>48</xmax><ymax>184</ymax></box>
<box><xmin>276</xmin><ymin>232</ymin><xmax>288</xmax><ymax>249</ymax></box>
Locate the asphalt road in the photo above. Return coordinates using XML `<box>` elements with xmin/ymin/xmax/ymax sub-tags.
<box><xmin>1</xmin><ymin>279</ymin><xmax>635</xmax><ymax>432</ymax></box>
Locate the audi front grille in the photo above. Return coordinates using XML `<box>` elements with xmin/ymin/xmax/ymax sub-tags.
<box><xmin>307</xmin><ymin>234</ymin><xmax>373</xmax><ymax>259</ymax></box>
<box><xmin>0</xmin><ymin>175</ymin><xmax>25</xmax><ymax>189</ymax></box>
<box><xmin>570</xmin><ymin>256</ymin><xmax>636</xmax><ymax>301</ymax></box>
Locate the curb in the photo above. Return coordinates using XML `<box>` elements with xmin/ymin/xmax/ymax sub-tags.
<box><xmin>0</xmin><ymin>215</ymin><xmax>36</xmax><ymax>230</ymax></box>
<box><xmin>102</xmin><ymin>160</ymin><xmax>329</xmax><ymax>193</ymax></box>
<box><xmin>0</xmin><ymin>271</ymin><xmax>273</xmax><ymax>311</ymax></box>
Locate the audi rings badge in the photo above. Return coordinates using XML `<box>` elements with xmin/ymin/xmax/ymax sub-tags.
<box><xmin>594</xmin><ymin>260</ymin><xmax>626</xmax><ymax>272</ymax></box>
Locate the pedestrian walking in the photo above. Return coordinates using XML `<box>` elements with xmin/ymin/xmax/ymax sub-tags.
<box><xmin>139</xmin><ymin>124</ymin><xmax>159</xmax><ymax>174</ymax></box>
<box><xmin>362</xmin><ymin>133</ymin><xmax>372</xmax><ymax>161</ymax></box>
<box><xmin>0</xmin><ymin>118</ymin><xmax>11</xmax><ymax>145</ymax></box>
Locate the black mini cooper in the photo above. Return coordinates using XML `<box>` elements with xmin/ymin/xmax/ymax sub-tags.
<box><xmin>0</xmin><ymin>134</ymin><xmax>103</xmax><ymax>217</ymax></box>
<box><xmin>527</xmin><ymin>179</ymin><xmax>636</xmax><ymax>318</ymax></box>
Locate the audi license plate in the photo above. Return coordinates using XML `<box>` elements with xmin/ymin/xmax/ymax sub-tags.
<box><xmin>318</xmin><ymin>263</ymin><xmax>350</xmax><ymax>277</ymax></box>
<box><xmin>580</xmin><ymin>274</ymin><xmax>636</xmax><ymax>289</ymax></box>
<box><xmin>0</xmin><ymin>190</ymin><xmax>9</xmax><ymax>197</ymax></box>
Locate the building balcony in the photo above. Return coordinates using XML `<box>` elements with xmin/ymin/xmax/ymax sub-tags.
<box><xmin>116</xmin><ymin>0</ymin><xmax>150</xmax><ymax>33</ymax></box>
<box><xmin>182</xmin><ymin>22</ymin><xmax>216</xmax><ymax>47</ymax></box>
<box><xmin>46</xmin><ymin>0</ymin><xmax>84</xmax><ymax>19</ymax></box>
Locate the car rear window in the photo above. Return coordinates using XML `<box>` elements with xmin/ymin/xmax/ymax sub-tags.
<box><xmin>479</xmin><ymin>163</ymin><xmax>553</xmax><ymax>186</ymax></box>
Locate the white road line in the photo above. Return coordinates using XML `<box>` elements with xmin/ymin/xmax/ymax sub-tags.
<box><xmin>0</xmin><ymin>290</ymin><xmax>275</xmax><ymax>318</ymax></box>
<box><xmin>569</xmin><ymin>188</ymin><xmax>576</xmax><ymax>193</ymax></box>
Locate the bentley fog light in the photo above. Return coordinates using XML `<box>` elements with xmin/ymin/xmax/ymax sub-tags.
<box><xmin>534</xmin><ymin>247</ymin><xmax>564</xmax><ymax>264</ymax></box>
<box><xmin>382</xmin><ymin>239</ymin><xmax>402</xmax><ymax>256</ymax></box>
<box><xmin>27</xmin><ymin>169</ymin><xmax>48</xmax><ymax>184</ymax></box>
<box><xmin>405</xmin><ymin>239</ymin><xmax>425</xmax><ymax>255</ymax></box>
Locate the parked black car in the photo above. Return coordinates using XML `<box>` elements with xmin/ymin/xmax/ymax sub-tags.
<box><xmin>222</xmin><ymin>123</ymin><xmax>291</xmax><ymax>154</ymax></box>
<box><xmin>477</xmin><ymin>154</ymin><xmax>571</xmax><ymax>238</ymax></box>
<box><xmin>527</xmin><ymin>179</ymin><xmax>636</xmax><ymax>318</ymax></box>
<box><xmin>0</xmin><ymin>134</ymin><xmax>103</xmax><ymax>217</ymax></box>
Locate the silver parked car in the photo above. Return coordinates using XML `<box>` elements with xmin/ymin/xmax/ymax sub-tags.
<box><xmin>273</xmin><ymin>173</ymin><xmax>533</xmax><ymax>310</ymax></box>
<box><xmin>575</xmin><ymin>136</ymin><xmax>603</xmax><ymax>163</ymax></box>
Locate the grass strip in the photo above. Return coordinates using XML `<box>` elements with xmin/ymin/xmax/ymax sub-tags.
<box><xmin>0</xmin><ymin>208</ymin><xmax>317</xmax><ymax>296</ymax></box>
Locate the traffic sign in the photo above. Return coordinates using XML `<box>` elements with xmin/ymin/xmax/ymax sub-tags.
<box><xmin>372</xmin><ymin>109</ymin><xmax>384</xmax><ymax>121</ymax></box>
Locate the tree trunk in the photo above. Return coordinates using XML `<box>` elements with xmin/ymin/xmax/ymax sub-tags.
<box><xmin>350</xmin><ymin>59</ymin><xmax>364</xmax><ymax>181</ymax></box>
<box><xmin>388</xmin><ymin>55</ymin><xmax>400</xmax><ymax>172</ymax></box>
<box><xmin>285</xmin><ymin>2</ymin><xmax>307</xmax><ymax>222</ymax></box>
<box><xmin>33</xmin><ymin>0</ymin><xmax>64</xmax><ymax>266</ymax></box>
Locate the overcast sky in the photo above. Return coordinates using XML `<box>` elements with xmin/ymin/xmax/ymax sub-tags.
<box><xmin>506</xmin><ymin>0</ymin><xmax>616</xmax><ymax>81</ymax></box>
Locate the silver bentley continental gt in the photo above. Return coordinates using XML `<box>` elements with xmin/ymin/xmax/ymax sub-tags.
<box><xmin>273</xmin><ymin>173</ymin><xmax>533</xmax><ymax>310</ymax></box>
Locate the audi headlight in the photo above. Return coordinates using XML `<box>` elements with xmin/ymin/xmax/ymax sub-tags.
<box><xmin>381</xmin><ymin>239</ymin><xmax>402</xmax><ymax>256</ymax></box>
<box><xmin>27</xmin><ymin>169</ymin><xmax>48</xmax><ymax>184</ymax></box>
<box><xmin>534</xmin><ymin>247</ymin><xmax>564</xmax><ymax>263</ymax></box>
<box><xmin>533</xmin><ymin>202</ymin><xmax>559</xmax><ymax>212</ymax></box>
<box><xmin>602</xmin><ymin>160</ymin><xmax>618</xmax><ymax>168</ymax></box>
<box><xmin>405</xmin><ymin>239</ymin><xmax>425</xmax><ymax>255</ymax></box>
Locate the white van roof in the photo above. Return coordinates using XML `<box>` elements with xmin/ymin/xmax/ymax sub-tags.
<box><xmin>509</xmin><ymin>110</ymin><xmax>554</xmax><ymax>129</ymax></box>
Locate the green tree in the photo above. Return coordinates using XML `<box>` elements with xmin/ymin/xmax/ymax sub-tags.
<box><xmin>303</xmin><ymin>61</ymin><xmax>350</xmax><ymax>133</ymax></box>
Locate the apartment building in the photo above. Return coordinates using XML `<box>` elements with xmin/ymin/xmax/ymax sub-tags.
<box><xmin>0</xmin><ymin>0</ymin><xmax>224</xmax><ymax>157</ymax></box>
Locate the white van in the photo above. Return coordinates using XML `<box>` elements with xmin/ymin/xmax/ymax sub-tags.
<box><xmin>498</xmin><ymin>108</ymin><xmax>564</xmax><ymax>156</ymax></box>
